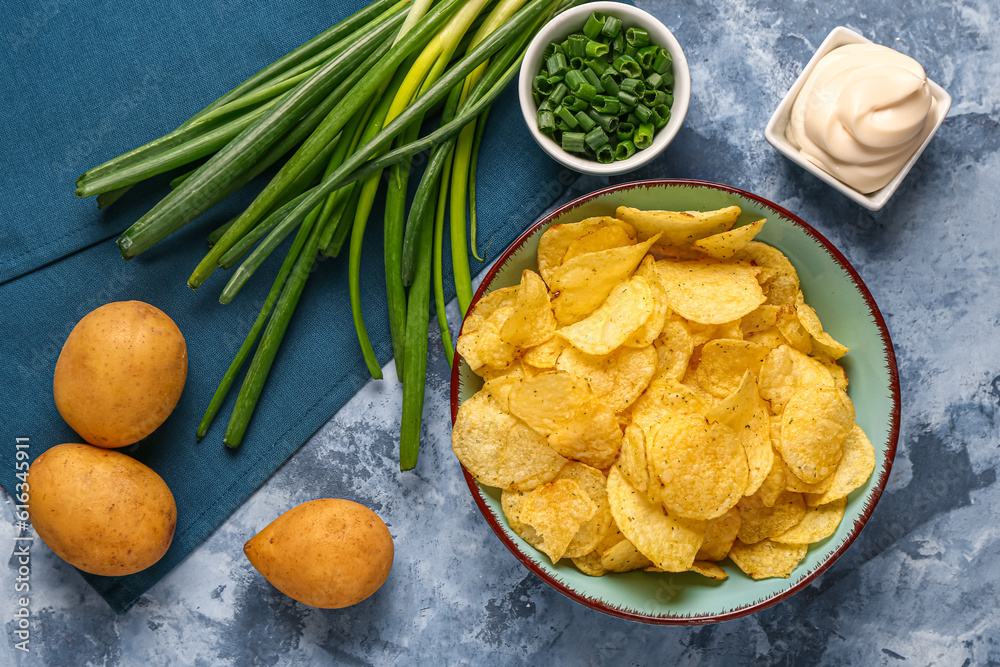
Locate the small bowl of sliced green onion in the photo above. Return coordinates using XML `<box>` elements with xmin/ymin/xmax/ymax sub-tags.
<box><xmin>519</xmin><ymin>2</ymin><xmax>690</xmax><ymax>175</ymax></box>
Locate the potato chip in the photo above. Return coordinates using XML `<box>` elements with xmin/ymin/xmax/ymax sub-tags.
<box><xmin>805</xmin><ymin>425</ymin><xmax>876</xmax><ymax>506</ymax></box>
<box><xmin>546</xmin><ymin>412</ymin><xmax>622</xmax><ymax>470</ymax></box>
<box><xmin>571</xmin><ymin>550</ymin><xmax>608</xmax><ymax>577</ymax></box>
<box><xmin>607</xmin><ymin>467</ymin><xmax>706</xmax><ymax>572</ymax></box>
<box><xmin>694</xmin><ymin>339</ymin><xmax>769</xmax><ymax>398</ymax></box>
<box><xmin>741</xmin><ymin>305</ymin><xmax>780</xmax><ymax>337</ymax></box>
<box><xmin>456</xmin><ymin>286</ymin><xmax>518</xmax><ymax>373</ymax></box>
<box><xmin>783</xmin><ymin>455</ymin><xmax>836</xmax><ymax>495</ymax></box>
<box><xmin>601</xmin><ymin>537</ymin><xmax>654</xmax><ymax>573</ymax></box>
<box><xmin>615</xmin><ymin>205</ymin><xmax>741</xmax><ymax>245</ymax></box>
<box><xmin>630</xmin><ymin>378</ymin><xmax>712</xmax><ymax>434</ymax></box>
<box><xmin>520</xmin><ymin>479</ymin><xmax>598</xmax><ymax>563</ymax></box>
<box><xmin>557</xmin><ymin>462</ymin><xmax>614</xmax><ymax>558</ymax></box>
<box><xmin>812</xmin><ymin>352</ymin><xmax>849</xmax><ymax>391</ymax></box>
<box><xmin>712</xmin><ymin>318</ymin><xmax>744</xmax><ymax>341</ymax></box>
<box><xmin>522</xmin><ymin>337</ymin><xmax>569</xmax><ymax>369</ymax></box>
<box><xmin>736</xmin><ymin>490</ymin><xmax>806</xmax><ymax>544</ymax></box>
<box><xmin>499</xmin><ymin>270</ymin><xmax>556</xmax><ymax>349</ymax></box>
<box><xmin>794</xmin><ymin>291</ymin><xmax>849</xmax><ymax>359</ymax></box>
<box><xmin>780</xmin><ymin>386</ymin><xmax>854</xmax><ymax>483</ymax></box>
<box><xmin>536</xmin><ymin>216</ymin><xmax>634</xmax><ymax>284</ymax></box>
<box><xmin>684</xmin><ymin>320</ymin><xmax>719</xmax><ymax>347</ymax></box>
<box><xmin>728</xmin><ymin>539</ymin><xmax>807</xmax><ymax>579</ymax></box>
<box><xmin>773</xmin><ymin>497</ymin><xmax>847</xmax><ymax>544</ymax></box>
<box><xmin>549</xmin><ymin>235</ymin><xmax>660</xmax><ymax>325</ymax></box>
<box><xmin>707</xmin><ymin>372</ymin><xmax>774</xmax><ymax>498</ymax></box>
<box><xmin>556</xmin><ymin>345</ymin><xmax>657</xmax><ymax>413</ymax></box>
<box><xmin>507</xmin><ymin>371</ymin><xmax>622</xmax><ymax>468</ymax></box>
<box><xmin>695</xmin><ymin>507</ymin><xmax>741</xmax><ymax>561</ymax></box>
<box><xmin>756</xmin><ymin>451</ymin><xmax>787</xmax><ymax>507</ymax></box>
<box><xmin>556</xmin><ymin>275</ymin><xmax>655</xmax><ymax>356</ymax></box>
<box><xmin>758</xmin><ymin>345</ymin><xmax>835</xmax><ymax>414</ymax></box>
<box><xmin>775</xmin><ymin>304</ymin><xmax>813</xmax><ymax>354</ymax></box>
<box><xmin>653</xmin><ymin>318</ymin><xmax>694</xmax><ymax>381</ymax></box>
<box><xmin>616</xmin><ymin>423</ymin><xmax>649</xmax><ymax>493</ymax></box>
<box><xmin>648</xmin><ymin>414</ymin><xmax>749</xmax><ymax>520</ymax></box>
<box><xmin>656</xmin><ymin>259</ymin><xmax>766</xmax><ymax>325</ymax></box>
<box><xmin>686</xmin><ymin>561</ymin><xmax>729</xmax><ymax>580</ymax></box>
<box><xmin>562</xmin><ymin>224</ymin><xmax>636</xmax><ymax>264</ymax></box>
<box><xmin>744</xmin><ymin>327</ymin><xmax>787</xmax><ymax>351</ymax></box>
<box><xmin>733</xmin><ymin>241</ymin><xmax>800</xmax><ymax>307</ymax></box>
<box><xmin>692</xmin><ymin>219</ymin><xmax>766</xmax><ymax>258</ymax></box>
<box><xmin>481</xmin><ymin>374</ymin><xmax>522</xmax><ymax>413</ymax></box>
<box><xmin>452</xmin><ymin>392</ymin><xmax>567</xmax><ymax>490</ymax></box>
<box><xmin>623</xmin><ymin>256</ymin><xmax>671</xmax><ymax>348</ymax></box>
<box><xmin>478</xmin><ymin>359</ymin><xmax>528</xmax><ymax>384</ymax></box>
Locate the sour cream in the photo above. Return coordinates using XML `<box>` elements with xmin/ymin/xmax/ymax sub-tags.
<box><xmin>785</xmin><ymin>42</ymin><xmax>938</xmax><ymax>194</ymax></box>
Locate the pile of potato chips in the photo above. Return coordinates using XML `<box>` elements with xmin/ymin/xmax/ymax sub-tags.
<box><xmin>451</xmin><ymin>206</ymin><xmax>876</xmax><ymax>582</ymax></box>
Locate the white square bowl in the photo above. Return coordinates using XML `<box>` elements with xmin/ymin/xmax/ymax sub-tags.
<box><xmin>764</xmin><ymin>26</ymin><xmax>952</xmax><ymax>211</ymax></box>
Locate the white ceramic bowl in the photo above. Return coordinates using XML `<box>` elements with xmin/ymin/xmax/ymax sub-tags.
<box><xmin>764</xmin><ymin>26</ymin><xmax>952</xmax><ymax>211</ymax></box>
<box><xmin>518</xmin><ymin>2</ymin><xmax>690</xmax><ymax>176</ymax></box>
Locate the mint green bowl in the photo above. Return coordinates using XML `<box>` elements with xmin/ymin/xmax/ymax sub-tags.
<box><xmin>449</xmin><ymin>180</ymin><xmax>899</xmax><ymax>625</ymax></box>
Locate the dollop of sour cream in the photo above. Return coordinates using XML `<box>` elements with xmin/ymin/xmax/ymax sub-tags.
<box><xmin>785</xmin><ymin>43</ymin><xmax>938</xmax><ymax>194</ymax></box>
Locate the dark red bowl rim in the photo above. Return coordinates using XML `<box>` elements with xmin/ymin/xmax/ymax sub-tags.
<box><xmin>448</xmin><ymin>178</ymin><xmax>901</xmax><ymax>625</ymax></box>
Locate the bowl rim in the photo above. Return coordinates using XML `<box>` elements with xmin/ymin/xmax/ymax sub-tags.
<box><xmin>517</xmin><ymin>1</ymin><xmax>691</xmax><ymax>176</ymax></box>
<box><xmin>763</xmin><ymin>25</ymin><xmax>952</xmax><ymax>211</ymax></box>
<box><xmin>449</xmin><ymin>178</ymin><xmax>901</xmax><ymax>625</ymax></box>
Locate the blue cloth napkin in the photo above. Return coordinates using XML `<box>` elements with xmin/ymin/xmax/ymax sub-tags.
<box><xmin>0</xmin><ymin>0</ymin><xmax>571</xmax><ymax>613</ymax></box>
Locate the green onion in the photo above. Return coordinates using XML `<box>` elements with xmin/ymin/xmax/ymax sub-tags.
<box><xmin>583</xmin><ymin>11</ymin><xmax>605</xmax><ymax>40</ymax></box>
<box><xmin>615</xmin><ymin>139</ymin><xmax>636</xmax><ymax>160</ymax></box>
<box><xmin>613</xmin><ymin>54</ymin><xmax>641</xmax><ymax>78</ymax></box>
<box><xmin>561</xmin><ymin>131</ymin><xmax>586</xmax><ymax>153</ymax></box>
<box><xmin>595</xmin><ymin>144</ymin><xmax>614</xmax><ymax>163</ymax></box>
<box><xmin>601</xmin><ymin>15</ymin><xmax>622</xmax><ymax>38</ymax></box>
<box><xmin>652</xmin><ymin>47</ymin><xmax>672</xmax><ymax>74</ymax></box>
<box><xmin>584</xmin><ymin>126</ymin><xmax>609</xmax><ymax>150</ymax></box>
<box><xmin>635</xmin><ymin>121</ymin><xmax>655</xmax><ymax>149</ymax></box>
<box><xmin>585</xmin><ymin>40</ymin><xmax>608</xmax><ymax>58</ymax></box>
<box><xmin>591</xmin><ymin>95</ymin><xmax>620</xmax><ymax>115</ymax></box>
<box><xmin>626</xmin><ymin>27</ymin><xmax>650</xmax><ymax>48</ymax></box>
<box><xmin>575</xmin><ymin>110</ymin><xmax>596</xmax><ymax>131</ymax></box>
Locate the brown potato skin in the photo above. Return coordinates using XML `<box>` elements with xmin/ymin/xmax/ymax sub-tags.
<box><xmin>54</xmin><ymin>300</ymin><xmax>187</xmax><ymax>448</ymax></box>
<box><xmin>244</xmin><ymin>499</ymin><xmax>394</xmax><ymax>609</ymax></box>
<box><xmin>28</xmin><ymin>443</ymin><xmax>177</xmax><ymax>576</ymax></box>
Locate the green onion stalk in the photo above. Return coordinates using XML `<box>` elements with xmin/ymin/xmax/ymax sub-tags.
<box><xmin>74</xmin><ymin>0</ymin><xmax>581</xmax><ymax>465</ymax></box>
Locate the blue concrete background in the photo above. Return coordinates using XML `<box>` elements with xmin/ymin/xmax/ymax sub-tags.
<box><xmin>2</xmin><ymin>0</ymin><xmax>998</xmax><ymax>664</ymax></box>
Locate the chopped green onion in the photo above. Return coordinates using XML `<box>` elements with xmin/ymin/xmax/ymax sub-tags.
<box><xmin>556</xmin><ymin>105</ymin><xmax>579</xmax><ymax>128</ymax></box>
<box><xmin>616</xmin><ymin>123</ymin><xmax>634</xmax><ymax>141</ymax></box>
<box><xmin>615</xmin><ymin>139</ymin><xmax>636</xmax><ymax>160</ymax></box>
<box><xmin>588</xmin><ymin>110</ymin><xmax>619</xmax><ymax>134</ymax></box>
<box><xmin>549</xmin><ymin>82</ymin><xmax>569</xmax><ymax>104</ymax></box>
<box><xmin>595</xmin><ymin>144</ymin><xmax>615</xmax><ymax>163</ymax></box>
<box><xmin>561</xmin><ymin>131</ymin><xmax>586</xmax><ymax>153</ymax></box>
<box><xmin>533</xmin><ymin>75</ymin><xmax>553</xmax><ymax>95</ymax></box>
<box><xmin>583</xmin><ymin>11</ymin><xmax>606</xmax><ymax>40</ymax></box>
<box><xmin>562</xmin><ymin>94</ymin><xmax>588</xmax><ymax>112</ymax></box>
<box><xmin>617</xmin><ymin>90</ymin><xmax>639</xmax><ymax>109</ymax></box>
<box><xmin>646</xmin><ymin>72</ymin><xmax>664</xmax><ymax>89</ymax></box>
<box><xmin>620</xmin><ymin>77</ymin><xmax>645</xmax><ymax>96</ymax></box>
<box><xmin>601</xmin><ymin>15</ymin><xmax>622</xmax><ymax>39</ymax></box>
<box><xmin>582</xmin><ymin>68</ymin><xmax>604</xmax><ymax>93</ymax></box>
<box><xmin>538</xmin><ymin>109</ymin><xmax>556</xmax><ymax>133</ymax></box>
<box><xmin>574</xmin><ymin>111</ymin><xmax>596</xmax><ymax>131</ymax></box>
<box><xmin>585</xmin><ymin>40</ymin><xmax>609</xmax><ymax>58</ymax></box>
<box><xmin>613</xmin><ymin>54</ymin><xmax>641</xmax><ymax>78</ymax></box>
<box><xmin>584</xmin><ymin>126</ymin><xmax>609</xmax><ymax>150</ymax></box>
<box><xmin>600</xmin><ymin>73</ymin><xmax>620</xmax><ymax>95</ymax></box>
<box><xmin>635</xmin><ymin>121</ymin><xmax>654</xmax><ymax>149</ymax></box>
<box><xmin>591</xmin><ymin>95</ymin><xmax>620</xmax><ymax>115</ymax></box>
<box><xmin>652</xmin><ymin>47</ymin><xmax>672</xmax><ymax>74</ymax></box>
<box><xmin>634</xmin><ymin>102</ymin><xmax>653</xmax><ymax>123</ymax></box>
<box><xmin>547</xmin><ymin>51</ymin><xmax>569</xmax><ymax>76</ymax></box>
<box><xmin>564</xmin><ymin>34</ymin><xmax>587</xmax><ymax>58</ymax></box>
<box><xmin>626</xmin><ymin>27</ymin><xmax>650</xmax><ymax>48</ymax></box>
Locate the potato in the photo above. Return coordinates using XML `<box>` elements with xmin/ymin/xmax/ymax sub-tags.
<box><xmin>54</xmin><ymin>300</ymin><xmax>187</xmax><ymax>448</ymax></box>
<box><xmin>244</xmin><ymin>499</ymin><xmax>394</xmax><ymax>609</ymax></box>
<box><xmin>28</xmin><ymin>443</ymin><xmax>177</xmax><ymax>576</ymax></box>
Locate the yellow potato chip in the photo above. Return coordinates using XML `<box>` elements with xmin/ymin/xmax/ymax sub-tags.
<box><xmin>456</xmin><ymin>286</ymin><xmax>519</xmax><ymax>373</ymax></box>
<box><xmin>546</xmin><ymin>412</ymin><xmax>622</xmax><ymax>470</ymax></box>
<box><xmin>758</xmin><ymin>345</ymin><xmax>835</xmax><ymax>414</ymax></box>
<box><xmin>692</xmin><ymin>219</ymin><xmax>766</xmax><ymax>258</ymax></box>
<box><xmin>736</xmin><ymin>490</ymin><xmax>806</xmax><ymax>544</ymax></box>
<box><xmin>562</xmin><ymin>224</ymin><xmax>636</xmax><ymax>264</ymax></box>
<box><xmin>607</xmin><ymin>467</ymin><xmax>705</xmax><ymax>572</ymax></box>
<box><xmin>520</xmin><ymin>479</ymin><xmax>598</xmax><ymax>563</ymax></box>
<box><xmin>812</xmin><ymin>352</ymin><xmax>849</xmax><ymax>391</ymax></box>
<box><xmin>684</xmin><ymin>320</ymin><xmax>719</xmax><ymax>347</ymax></box>
<box><xmin>653</xmin><ymin>317</ymin><xmax>694</xmax><ymax>381</ymax></box>
<box><xmin>773</xmin><ymin>497</ymin><xmax>847</xmax><ymax>544</ymax></box>
<box><xmin>556</xmin><ymin>462</ymin><xmax>614</xmax><ymax>558</ymax></box>
<box><xmin>695</xmin><ymin>507</ymin><xmax>741</xmax><ymax>561</ymax></box>
<box><xmin>570</xmin><ymin>550</ymin><xmax>607</xmax><ymax>576</ymax></box>
<box><xmin>694</xmin><ymin>339</ymin><xmax>769</xmax><ymax>398</ymax></box>
<box><xmin>805</xmin><ymin>425</ymin><xmax>877</xmax><ymax>506</ymax></box>
<box><xmin>756</xmin><ymin>451</ymin><xmax>787</xmax><ymax>507</ymax></box>
<box><xmin>648</xmin><ymin>414</ymin><xmax>749</xmax><ymax>520</ymax></box>
<box><xmin>557</xmin><ymin>275</ymin><xmax>655</xmax><ymax>356</ymax></box>
<box><xmin>549</xmin><ymin>235</ymin><xmax>660</xmax><ymax>325</ymax></box>
<box><xmin>707</xmin><ymin>372</ymin><xmax>775</xmax><ymax>498</ymax></box>
<box><xmin>630</xmin><ymin>377</ymin><xmax>712</xmax><ymax>434</ymax></box>
<box><xmin>499</xmin><ymin>270</ymin><xmax>556</xmax><ymax>349</ymax></box>
<box><xmin>775</xmin><ymin>304</ymin><xmax>813</xmax><ymax>354</ymax></box>
<box><xmin>656</xmin><ymin>259</ymin><xmax>766</xmax><ymax>325</ymax></box>
<box><xmin>686</xmin><ymin>561</ymin><xmax>729</xmax><ymax>580</ymax></box>
<box><xmin>624</xmin><ymin>255</ymin><xmax>671</xmax><ymax>348</ymax></box>
<box><xmin>712</xmin><ymin>318</ymin><xmax>744</xmax><ymax>341</ymax></box>
<box><xmin>794</xmin><ymin>291</ymin><xmax>849</xmax><ymax>359</ymax></box>
<box><xmin>477</xmin><ymin>359</ymin><xmax>528</xmax><ymax>384</ymax></box>
<box><xmin>507</xmin><ymin>371</ymin><xmax>593</xmax><ymax>434</ymax></box>
<box><xmin>616</xmin><ymin>423</ymin><xmax>649</xmax><ymax>493</ymax></box>
<box><xmin>733</xmin><ymin>241</ymin><xmax>800</xmax><ymax>307</ymax></box>
<box><xmin>615</xmin><ymin>205</ymin><xmax>741</xmax><ymax>245</ymax></box>
<box><xmin>783</xmin><ymin>455</ymin><xmax>836</xmax><ymax>494</ymax></box>
<box><xmin>744</xmin><ymin>327</ymin><xmax>787</xmax><ymax>351</ymax></box>
<box><xmin>521</xmin><ymin>337</ymin><xmax>569</xmax><ymax>369</ymax></box>
<box><xmin>741</xmin><ymin>305</ymin><xmax>780</xmax><ymax>337</ymax></box>
<box><xmin>556</xmin><ymin>345</ymin><xmax>658</xmax><ymax>412</ymax></box>
<box><xmin>728</xmin><ymin>539</ymin><xmax>807</xmax><ymax>579</ymax></box>
<box><xmin>452</xmin><ymin>392</ymin><xmax>567</xmax><ymax>490</ymax></box>
<box><xmin>481</xmin><ymin>374</ymin><xmax>522</xmax><ymax>413</ymax></box>
<box><xmin>601</xmin><ymin>537</ymin><xmax>654</xmax><ymax>573</ymax></box>
<box><xmin>780</xmin><ymin>386</ymin><xmax>855</xmax><ymax>483</ymax></box>
<box><xmin>536</xmin><ymin>216</ymin><xmax>633</xmax><ymax>284</ymax></box>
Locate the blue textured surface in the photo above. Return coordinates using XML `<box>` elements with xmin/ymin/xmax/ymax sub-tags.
<box><xmin>2</xmin><ymin>0</ymin><xmax>1000</xmax><ymax>664</ymax></box>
